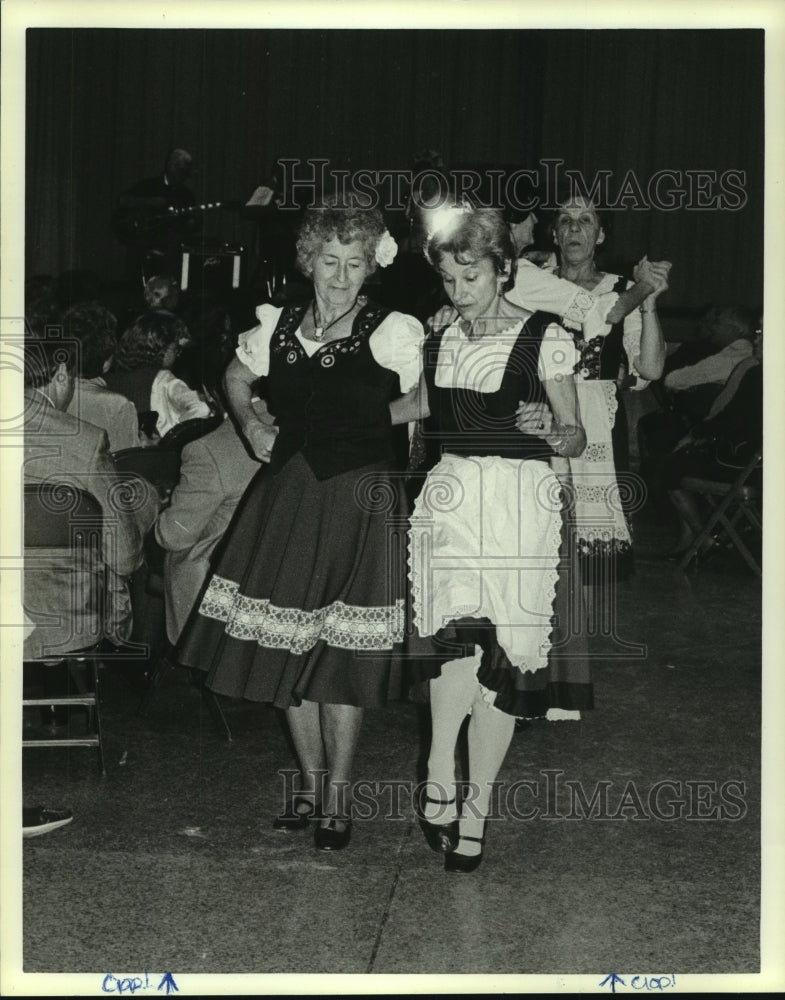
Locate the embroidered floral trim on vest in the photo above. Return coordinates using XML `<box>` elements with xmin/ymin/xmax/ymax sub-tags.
<box><xmin>271</xmin><ymin>301</ymin><xmax>391</xmax><ymax>362</ymax></box>
<box><xmin>573</xmin><ymin>334</ymin><xmax>605</xmax><ymax>380</ymax></box>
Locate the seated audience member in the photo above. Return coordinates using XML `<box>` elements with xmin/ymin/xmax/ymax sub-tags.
<box><xmin>104</xmin><ymin>310</ymin><xmax>211</xmax><ymax>439</ymax></box>
<box><xmin>143</xmin><ymin>275</ymin><xmax>181</xmax><ymax>312</ymax></box>
<box><xmin>23</xmin><ymin>328</ymin><xmax>159</xmax><ymax>655</ymax></box>
<box><xmin>661</xmin><ymin>316</ymin><xmax>719</xmax><ymax>378</ymax></box>
<box><xmin>63</xmin><ymin>301</ymin><xmax>141</xmax><ymax>452</ymax></box>
<box><xmin>663</xmin><ymin>305</ymin><xmax>756</xmax><ymax>410</ymax></box>
<box><xmin>638</xmin><ymin>305</ymin><xmax>758</xmax><ymax>499</ymax></box>
<box><xmin>155</xmin><ymin>401</ymin><xmax>268</xmax><ymax>644</ymax></box>
<box><xmin>664</xmin><ymin>327</ymin><xmax>762</xmax><ymax>557</ymax></box>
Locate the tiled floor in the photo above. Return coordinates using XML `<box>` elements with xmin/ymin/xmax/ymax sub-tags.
<box><xmin>15</xmin><ymin>509</ymin><xmax>766</xmax><ymax>988</ymax></box>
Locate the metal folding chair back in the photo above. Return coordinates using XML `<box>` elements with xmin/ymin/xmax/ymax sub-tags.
<box><xmin>676</xmin><ymin>449</ymin><xmax>762</xmax><ymax>577</ymax></box>
<box><xmin>23</xmin><ymin>482</ymin><xmax>106</xmax><ymax>773</ymax></box>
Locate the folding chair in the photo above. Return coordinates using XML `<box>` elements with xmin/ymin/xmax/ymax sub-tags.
<box><xmin>158</xmin><ymin>413</ymin><xmax>222</xmax><ymax>452</ymax></box>
<box><xmin>676</xmin><ymin>448</ymin><xmax>762</xmax><ymax>577</ymax></box>
<box><xmin>23</xmin><ymin>483</ymin><xmax>106</xmax><ymax>774</ymax></box>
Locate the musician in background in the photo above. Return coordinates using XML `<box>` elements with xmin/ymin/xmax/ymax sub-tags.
<box><xmin>114</xmin><ymin>148</ymin><xmax>200</xmax><ymax>286</ymax></box>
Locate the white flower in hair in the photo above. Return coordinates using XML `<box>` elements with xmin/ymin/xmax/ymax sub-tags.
<box><xmin>375</xmin><ymin>230</ymin><xmax>398</xmax><ymax>268</ymax></box>
<box><xmin>427</xmin><ymin>201</ymin><xmax>473</xmax><ymax>240</ymax></box>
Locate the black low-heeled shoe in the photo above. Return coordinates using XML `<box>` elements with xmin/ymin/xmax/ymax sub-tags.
<box><xmin>418</xmin><ymin>795</ymin><xmax>460</xmax><ymax>853</ymax></box>
<box><xmin>314</xmin><ymin>816</ymin><xmax>352</xmax><ymax>851</ymax></box>
<box><xmin>444</xmin><ymin>834</ymin><xmax>485</xmax><ymax>874</ymax></box>
<box><xmin>272</xmin><ymin>796</ymin><xmax>319</xmax><ymax>832</ymax></box>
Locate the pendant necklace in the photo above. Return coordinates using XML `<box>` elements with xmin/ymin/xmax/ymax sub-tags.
<box><xmin>460</xmin><ymin>318</ymin><xmax>478</xmax><ymax>341</ymax></box>
<box><xmin>311</xmin><ymin>298</ymin><xmax>360</xmax><ymax>341</ymax></box>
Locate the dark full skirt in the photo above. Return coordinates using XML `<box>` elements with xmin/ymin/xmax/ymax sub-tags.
<box><xmin>177</xmin><ymin>453</ymin><xmax>408</xmax><ymax>709</ymax></box>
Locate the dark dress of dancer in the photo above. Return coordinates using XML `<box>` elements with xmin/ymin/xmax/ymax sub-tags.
<box><xmin>177</xmin><ymin>203</ymin><xmax>423</xmax><ymax>851</ymax></box>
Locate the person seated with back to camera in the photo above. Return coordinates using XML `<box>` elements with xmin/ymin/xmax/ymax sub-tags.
<box><xmin>23</xmin><ymin>306</ymin><xmax>151</xmax><ymax>838</ymax></box>
<box><xmin>63</xmin><ymin>300</ymin><xmax>142</xmax><ymax>453</ymax></box>
<box><xmin>155</xmin><ymin>389</ymin><xmax>268</xmax><ymax>647</ymax></box>
<box><xmin>103</xmin><ymin>310</ymin><xmax>211</xmax><ymax>441</ymax></box>
<box><xmin>663</xmin><ymin>304</ymin><xmax>756</xmax><ymax>395</ymax></box>
<box><xmin>637</xmin><ymin>304</ymin><xmax>758</xmax><ymax>499</ymax></box>
<box><xmin>663</xmin><ymin>324</ymin><xmax>763</xmax><ymax>559</ymax></box>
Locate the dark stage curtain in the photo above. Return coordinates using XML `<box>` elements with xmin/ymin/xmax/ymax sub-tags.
<box><xmin>25</xmin><ymin>28</ymin><xmax>763</xmax><ymax>311</ymax></box>
<box><xmin>24</xmin><ymin>29</ymin><xmax>546</xmax><ymax>285</ymax></box>
<box><xmin>539</xmin><ymin>30</ymin><xmax>764</xmax><ymax>310</ymax></box>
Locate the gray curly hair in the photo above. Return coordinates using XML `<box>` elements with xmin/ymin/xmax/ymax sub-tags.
<box><xmin>295</xmin><ymin>199</ymin><xmax>386</xmax><ymax>278</ymax></box>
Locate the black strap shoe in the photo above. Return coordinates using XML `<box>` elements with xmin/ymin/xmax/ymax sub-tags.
<box><xmin>444</xmin><ymin>834</ymin><xmax>484</xmax><ymax>873</ymax></box>
<box><xmin>314</xmin><ymin>817</ymin><xmax>352</xmax><ymax>851</ymax></box>
<box><xmin>273</xmin><ymin>796</ymin><xmax>319</xmax><ymax>832</ymax></box>
<box><xmin>417</xmin><ymin>794</ymin><xmax>460</xmax><ymax>853</ymax></box>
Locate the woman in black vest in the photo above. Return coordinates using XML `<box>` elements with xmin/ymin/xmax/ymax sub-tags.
<box><xmin>177</xmin><ymin>200</ymin><xmax>423</xmax><ymax>851</ymax></box>
<box><xmin>408</xmin><ymin>208</ymin><xmax>586</xmax><ymax>872</ymax></box>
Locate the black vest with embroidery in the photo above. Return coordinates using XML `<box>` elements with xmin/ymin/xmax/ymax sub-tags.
<box><xmin>423</xmin><ymin>311</ymin><xmax>559</xmax><ymax>461</ymax></box>
<box><xmin>264</xmin><ymin>301</ymin><xmax>400</xmax><ymax>480</ymax></box>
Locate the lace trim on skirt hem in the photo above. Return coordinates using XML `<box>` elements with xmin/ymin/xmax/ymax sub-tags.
<box><xmin>199</xmin><ymin>574</ymin><xmax>405</xmax><ymax>654</ymax></box>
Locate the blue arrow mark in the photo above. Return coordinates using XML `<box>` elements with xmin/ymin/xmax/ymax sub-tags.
<box><xmin>157</xmin><ymin>972</ymin><xmax>179</xmax><ymax>994</ymax></box>
<box><xmin>599</xmin><ymin>973</ymin><xmax>626</xmax><ymax>993</ymax></box>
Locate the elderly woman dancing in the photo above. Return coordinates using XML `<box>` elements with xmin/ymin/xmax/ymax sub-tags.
<box><xmin>547</xmin><ymin>193</ymin><xmax>668</xmax><ymax>583</ymax></box>
<box><xmin>408</xmin><ymin>207</ymin><xmax>586</xmax><ymax>872</ymax></box>
<box><xmin>177</xmin><ymin>200</ymin><xmax>423</xmax><ymax>851</ymax></box>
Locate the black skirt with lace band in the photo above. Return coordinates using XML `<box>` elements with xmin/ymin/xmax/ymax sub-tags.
<box><xmin>177</xmin><ymin>452</ymin><xmax>408</xmax><ymax>708</ymax></box>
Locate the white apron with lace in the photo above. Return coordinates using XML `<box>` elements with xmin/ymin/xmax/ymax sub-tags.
<box><xmin>410</xmin><ymin>453</ymin><xmax>563</xmax><ymax>684</ymax></box>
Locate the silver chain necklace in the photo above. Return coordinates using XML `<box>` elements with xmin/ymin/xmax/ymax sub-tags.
<box><xmin>311</xmin><ymin>298</ymin><xmax>360</xmax><ymax>341</ymax></box>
